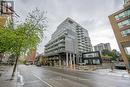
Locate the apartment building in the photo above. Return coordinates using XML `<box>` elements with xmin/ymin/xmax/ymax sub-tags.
<box><xmin>44</xmin><ymin>18</ymin><xmax>92</xmax><ymax>68</ymax></box>
<box><xmin>94</xmin><ymin>43</ymin><xmax>111</xmax><ymax>53</ymax></box>
<box><xmin>109</xmin><ymin>0</ymin><xmax>130</xmax><ymax>72</ymax></box>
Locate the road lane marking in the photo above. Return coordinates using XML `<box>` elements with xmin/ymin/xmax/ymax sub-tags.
<box><xmin>32</xmin><ymin>73</ymin><xmax>53</xmax><ymax>87</ymax></box>
<box><xmin>17</xmin><ymin>71</ymin><xmax>24</xmax><ymax>86</ymax></box>
<box><xmin>40</xmin><ymin>69</ymin><xmax>116</xmax><ymax>86</ymax></box>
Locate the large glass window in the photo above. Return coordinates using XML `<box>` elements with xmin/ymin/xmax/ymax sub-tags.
<box><xmin>121</xmin><ymin>29</ymin><xmax>130</xmax><ymax>36</ymax></box>
<box><xmin>124</xmin><ymin>47</ymin><xmax>130</xmax><ymax>61</ymax></box>
<box><xmin>115</xmin><ymin>9</ymin><xmax>130</xmax><ymax>20</ymax></box>
<box><xmin>93</xmin><ymin>59</ymin><xmax>100</xmax><ymax>64</ymax></box>
<box><xmin>118</xmin><ymin>19</ymin><xmax>130</xmax><ymax>28</ymax></box>
<box><xmin>127</xmin><ymin>9</ymin><xmax>130</xmax><ymax>15</ymax></box>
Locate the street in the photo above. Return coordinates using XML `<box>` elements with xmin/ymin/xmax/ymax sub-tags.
<box><xmin>18</xmin><ymin>65</ymin><xmax>130</xmax><ymax>87</ymax></box>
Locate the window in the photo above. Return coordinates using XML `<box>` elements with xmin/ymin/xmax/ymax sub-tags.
<box><xmin>115</xmin><ymin>15</ymin><xmax>120</xmax><ymax>20</ymax></box>
<box><xmin>119</xmin><ymin>12</ymin><xmax>126</xmax><ymax>18</ymax></box>
<box><xmin>68</xmin><ymin>20</ymin><xmax>73</xmax><ymax>24</ymax></box>
<box><xmin>121</xmin><ymin>29</ymin><xmax>130</xmax><ymax>37</ymax></box>
<box><xmin>115</xmin><ymin>9</ymin><xmax>130</xmax><ymax>20</ymax></box>
<box><xmin>93</xmin><ymin>59</ymin><xmax>100</xmax><ymax>64</ymax></box>
<box><xmin>1</xmin><ymin>1</ymin><xmax>14</xmax><ymax>14</ymax></box>
<box><xmin>125</xmin><ymin>47</ymin><xmax>130</xmax><ymax>55</ymax></box>
<box><xmin>126</xmin><ymin>9</ymin><xmax>130</xmax><ymax>16</ymax></box>
<box><xmin>118</xmin><ymin>19</ymin><xmax>130</xmax><ymax>28</ymax></box>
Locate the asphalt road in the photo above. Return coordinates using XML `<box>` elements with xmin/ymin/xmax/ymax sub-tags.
<box><xmin>17</xmin><ymin>65</ymin><xmax>130</xmax><ymax>87</ymax></box>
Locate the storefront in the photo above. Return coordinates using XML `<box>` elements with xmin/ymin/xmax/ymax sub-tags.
<box><xmin>82</xmin><ymin>51</ymin><xmax>102</xmax><ymax>65</ymax></box>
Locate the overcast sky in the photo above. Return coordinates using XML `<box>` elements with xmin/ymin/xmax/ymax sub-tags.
<box><xmin>13</xmin><ymin>0</ymin><xmax>124</xmax><ymax>54</ymax></box>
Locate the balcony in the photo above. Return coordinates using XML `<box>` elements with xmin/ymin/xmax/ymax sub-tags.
<box><xmin>58</xmin><ymin>44</ymin><xmax>65</xmax><ymax>47</ymax></box>
<box><xmin>120</xmin><ymin>25</ymin><xmax>130</xmax><ymax>30</ymax></box>
<box><xmin>45</xmin><ymin>39</ymin><xmax>65</xmax><ymax>49</ymax></box>
<box><xmin>116</xmin><ymin>16</ymin><xmax>130</xmax><ymax>23</ymax></box>
<box><xmin>46</xmin><ymin>44</ymin><xmax>65</xmax><ymax>53</ymax></box>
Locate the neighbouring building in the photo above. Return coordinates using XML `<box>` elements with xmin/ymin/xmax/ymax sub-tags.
<box><xmin>109</xmin><ymin>0</ymin><xmax>130</xmax><ymax>72</ymax></box>
<box><xmin>0</xmin><ymin>1</ymin><xmax>14</xmax><ymax>62</ymax></box>
<box><xmin>26</xmin><ymin>49</ymin><xmax>36</xmax><ymax>64</ymax></box>
<box><xmin>44</xmin><ymin>17</ymin><xmax>92</xmax><ymax>68</ymax></box>
<box><xmin>0</xmin><ymin>15</ymin><xmax>7</xmax><ymax>27</ymax></box>
<box><xmin>0</xmin><ymin>1</ymin><xmax>14</xmax><ymax>27</ymax></box>
<box><xmin>94</xmin><ymin>43</ymin><xmax>111</xmax><ymax>54</ymax></box>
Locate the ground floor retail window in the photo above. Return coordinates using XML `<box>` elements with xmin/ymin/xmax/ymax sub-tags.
<box><xmin>84</xmin><ymin>59</ymin><xmax>101</xmax><ymax>65</ymax></box>
<box><xmin>82</xmin><ymin>51</ymin><xmax>102</xmax><ymax>65</ymax></box>
<box><xmin>93</xmin><ymin>59</ymin><xmax>100</xmax><ymax>64</ymax></box>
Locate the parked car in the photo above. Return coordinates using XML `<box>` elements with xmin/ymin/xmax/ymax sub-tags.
<box><xmin>36</xmin><ymin>62</ymin><xmax>41</xmax><ymax>67</ymax></box>
<box><xmin>25</xmin><ymin>62</ymin><xmax>30</xmax><ymax>65</ymax></box>
<box><xmin>115</xmin><ymin>62</ymin><xmax>126</xmax><ymax>70</ymax></box>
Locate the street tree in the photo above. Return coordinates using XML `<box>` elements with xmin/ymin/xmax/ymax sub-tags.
<box><xmin>101</xmin><ymin>49</ymin><xmax>120</xmax><ymax>61</ymax></box>
<box><xmin>0</xmin><ymin>8</ymin><xmax>47</xmax><ymax>78</ymax></box>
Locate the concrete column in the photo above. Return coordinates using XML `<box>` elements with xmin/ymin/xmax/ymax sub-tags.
<box><xmin>58</xmin><ymin>55</ymin><xmax>61</xmax><ymax>67</ymax></box>
<box><xmin>54</xmin><ymin>60</ymin><xmax>56</xmax><ymax>66</ymax></box>
<box><xmin>73</xmin><ymin>54</ymin><xmax>75</xmax><ymax>69</ymax></box>
<box><xmin>63</xmin><ymin>60</ymin><xmax>66</xmax><ymax>66</ymax></box>
<box><xmin>59</xmin><ymin>58</ymin><xmax>62</xmax><ymax>67</ymax></box>
<box><xmin>50</xmin><ymin>60</ymin><xmax>52</xmax><ymax>66</ymax></box>
<box><xmin>66</xmin><ymin>52</ymin><xmax>68</xmax><ymax>67</ymax></box>
<box><xmin>70</xmin><ymin>53</ymin><xmax>72</xmax><ymax>68</ymax></box>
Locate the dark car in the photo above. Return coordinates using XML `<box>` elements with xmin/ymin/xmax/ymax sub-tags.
<box><xmin>36</xmin><ymin>62</ymin><xmax>41</xmax><ymax>67</ymax></box>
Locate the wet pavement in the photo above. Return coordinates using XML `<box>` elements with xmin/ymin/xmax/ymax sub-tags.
<box><xmin>18</xmin><ymin>65</ymin><xmax>130</xmax><ymax>87</ymax></box>
<box><xmin>0</xmin><ymin>65</ymin><xmax>17</xmax><ymax>87</ymax></box>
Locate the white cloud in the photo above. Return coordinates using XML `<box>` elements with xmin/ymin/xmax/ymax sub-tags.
<box><xmin>14</xmin><ymin>0</ymin><xmax>123</xmax><ymax>53</ymax></box>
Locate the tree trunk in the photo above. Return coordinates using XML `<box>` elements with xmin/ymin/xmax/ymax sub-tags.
<box><xmin>11</xmin><ymin>55</ymin><xmax>19</xmax><ymax>78</ymax></box>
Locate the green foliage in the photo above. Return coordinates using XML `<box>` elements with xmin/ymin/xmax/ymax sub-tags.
<box><xmin>101</xmin><ymin>49</ymin><xmax>120</xmax><ymax>60</ymax></box>
<box><xmin>9</xmin><ymin>54</ymin><xmax>16</xmax><ymax>59</ymax></box>
<box><xmin>101</xmin><ymin>49</ymin><xmax>112</xmax><ymax>56</ymax></box>
<box><xmin>8</xmin><ymin>54</ymin><xmax>16</xmax><ymax>64</ymax></box>
<box><xmin>0</xmin><ymin>8</ymin><xmax>47</xmax><ymax>56</ymax></box>
<box><xmin>101</xmin><ymin>55</ymin><xmax>112</xmax><ymax>59</ymax></box>
<box><xmin>23</xmin><ymin>60</ymin><xmax>26</xmax><ymax>64</ymax></box>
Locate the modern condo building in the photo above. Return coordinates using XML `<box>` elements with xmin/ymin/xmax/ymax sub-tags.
<box><xmin>44</xmin><ymin>18</ymin><xmax>92</xmax><ymax>68</ymax></box>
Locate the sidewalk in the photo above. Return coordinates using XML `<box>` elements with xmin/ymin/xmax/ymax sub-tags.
<box><xmin>0</xmin><ymin>65</ymin><xmax>17</xmax><ymax>87</ymax></box>
<box><xmin>92</xmin><ymin>69</ymin><xmax>130</xmax><ymax>78</ymax></box>
<box><xmin>51</xmin><ymin>66</ymin><xmax>130</xmax><ymax>78</ymax></box>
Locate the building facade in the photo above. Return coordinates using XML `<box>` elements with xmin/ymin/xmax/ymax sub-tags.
<box><xmin>26</xmin><ymin>49</ymin><xmax>36</xmax><ymax>64</ymax></box>
<box><xmin>82</xmin><ymin>51</ymin><xmax>102</xmax><ymax>65</ymax></box>
<box><xmin>0</xmin><ymin>1</ymin><xmax>14</xmax><ymax>62</ymax></box>
<box><xmin>94</xmin><ymin>43</ymin><xmax>111</xmax><ymax>53</ymax></box>
<box><xmin>44</xmin><ymin>18</ymin><xmax>92</xmax><ymax>68</ymax></box>
<box><xmin>109</xmin><ymin>0</ymin><xmax>130</xmax><ymax>72</ymax></box>
<box><xmin>0</xmin><ymin>1</ymin><xmax>14</xmax><ymax>27</ymax></box>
